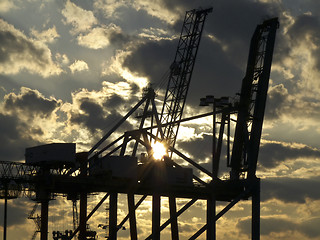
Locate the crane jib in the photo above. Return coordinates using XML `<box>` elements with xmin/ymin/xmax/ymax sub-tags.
<box><xmin>159</xmin><ymin>8</ymin><xmax>212</xmax><ymax>149</ymax></box>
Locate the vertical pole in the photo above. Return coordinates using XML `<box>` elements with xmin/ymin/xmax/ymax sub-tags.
<box><xmin>152</xmin><ymin>194</ymin><xmax>161</xmax><ymax>240</ymax></box>
<box><xmin>78</xmin><ymin>152</ymin><xmax>88</xmax><ymax>240</ymax></box>
<box><xmin>252</xmin><ymin>179</ymin><xmax>260</xmax><ymax>240</ymax></box>
<box><xmin>40</xmin><ymin>200</ymin><xmax>49</xmax><ymax>240</ymax></box>
<box><xmin>79</xmin><ymin>192</ymin><xmax>87</xmax><ymax>240</ymax></box>
<box><xmin>127</xmin><ymin>193</ymin><xmax>137</xmax><ymax>240</ymax></box>
<box><xmin>207</xmin><ymin>195</ymin><xmax>216</xmax><ymax>240</ymax></box>
<box><xmin>210</xmin><ymin>100</ymin><xmax>217</xmax><ymax>240</ymax></box>
<box><xmin>169</xmin><ymin>197</ymin><xmax>179</xmax><ymax>240</ymax></box>
<box><xmin>212</xmin><ymin>101</ymin><xmax>216</xmax><ymax>176</ymax></box>
<box><xmin>3</xmin><ymin>186</ymin><xmax>8</xmax><ymax>240</ymax></box>
<box><xmin>109</xmin><ymin>192</ymin><xmax>118</xmax><ymax>240</ymax></box>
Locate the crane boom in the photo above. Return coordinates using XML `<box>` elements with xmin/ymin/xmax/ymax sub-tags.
<box><xmin>230</xmin><ymin>18</ymin><xmax>279</xmax><ymax>180</ymax></box>
<box><xmin>160</xmin><ymin>8</ymin><xmax>212</xmax><ymax>148</ymax></box>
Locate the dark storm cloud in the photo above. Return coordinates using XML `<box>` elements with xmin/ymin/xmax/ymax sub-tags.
<box><xmin>122</xmin><ymin>34</ymin><xmax>243</xmax><ymax>107</ymax></box>
<box><xmin>4</xmin><ymin>87</ymin><xmax>60</xmax><ymax>118</ymax></box>
<box><xmin>237</xmin><ymin>216</ymin><xmax>320</xmax><ymax>238</ymax></box>
<box><xmin>205</xmin><ymin>0</ymin><xmax>279</xmax><ymax>49</ymax></box>
<box><xmin>70</xmin><ymin>97</ymin><xmax>133</xmax><ymax>133</ymax></box>
<box><xmin>123</xmin><ymin>39</ymin><xmax>177</xmax><ymax>85</ymax></box>
<box><xmin>108</xmin><ymin>30</ymin><xmax>132</xmax><ymax>48</ymax></box>
<box><xmin>0</xmin><ymin>198</ymin><xmax>30</xmax><ymax>227</ymax></box>
<box><xmin>262</xmin><ymin>176</ymin><xmax>320</xmax><ymax>203</ymax></box>
<box><xmin>0</xmin><ymin>29</ymin><xmax>46</xmax><ymax>65</ymax></box>
<box><xmin>0</xmin><ymin>19</ymin><xmax>61</xmax><ymax>77</ymax></box>
<box><xmin>287</xmin><ymin>13</ymin><xmax>320</xmax><ymax>71</ymax></box>
<box><xmin>265</xmin><ymin>84</ymin><xmax>288</xmax><ymax>120</ymax></box>
<box><xmin>264</xmin><ymin>83</ymin><xmax>320</xmax><ymax>123</ymax></box>
<box><xmin>0</xmin><ymin>113</ymin><xmax>41</xmax><ymax>161</ymax></box>
<box><xmin>258</xmin><ymin>141</ymin><xmax>320</xmax><ymax>169</ymax></box>
<box><xmin>271</xmin><ymin>12</ymin><xmax>320</xmax><ymax>79</ymax></box>
<box><xmin>103</xmin><ymin>94</ymin><xmax>126</xmax><ymax>109</ymax></box>
<box><xmin>70</xmin><ymin>98</ymin><xmax>106</xmax><ymax>132</ymax></box>
<box><xmin>123</xmin><ymin>0</ymin><xmax>281</xmax><ymax>108</ymax></box>
<box><xmin>177</xmin><ymin>133</ymin><xmax>212</xmax><ymax>160</ymax></box>
<box><xmin>157</xmin><ymin>0</ymin><xmax>213</xmax><ymax>19</ymax></box>
<box><xmin>170</xmin><ymin>0</ymin><xmax>280</xmax><ymax>65</ymax></box>
<box><xmin>0</xmin><ymin>88</ymin><xmax>57</xmax><ymax>161</ymax></box>
<box><xmin>287</xmin><ymin>13</ymin><xmax>320</xmax><ymax>44</ymax></box>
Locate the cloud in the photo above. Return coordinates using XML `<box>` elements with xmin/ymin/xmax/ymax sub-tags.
<box><xmin>93</xmin><ymin>0</ymin><xmax>129</xmax><ymax>19</ymax></box>
<box><xmin>77</xmin><ymin>24</ymin><xmax>129</xmax><ymax>49</ymax></box>
<box><xmin>0</xmin><ymin>0</ymin><xmax>18</xmax><ymax>13</ymax></box>
<box><xmin>69</xmin><ymin>60</ymin><xmax>89</xmax><ymax>73</ymax></box>
<box><xmin>258</xmin><ymin>140</ymin><xmax>320</xmax><ymax>169</ymax></box>
<box><xmin>0</xmin><ymin>198</ymin><xmax>30</xmax><ymax>227</ymax></box>
<box><xmin>262</xmin><ymin>176</ymin><xmax>320</xmax><ymax>203</ymax></box>
<box><xmin>0</xmin><ymin>87</ymin><xmax>63</xmax><ymax>160</ymax></box>
<box><xmin>30</xmin><ymin>26</ymin><xmax>60</xmax><ymax>43</ymax></box>
<box><xmin>70</xmin><ymin>98</ymin><xmax>109</xmax><ymax>133</ymax></box>
<box><xmin>62</xmin><ymin>1</ymin><xmax>131</xmax><ymax>51</ymax></box>
<box><xmin>272</xmin><ymin>12</ymin><xmax>320</xmax><ymax>101</ymax></box>
<box><xmin>122</xmin><ymin>39</ymin><xmax>176</xmax><ymax>85</ymax></box>
<box><xmin>0</xmin><ymin>19</ymin><xmax>62</xmax><ymax>77</ymax></box>
<box><xmin>238</xmin><ymin>216</ymin><xmax>320</xmax><ymax>239</ymax></box>
<box><xmin>3</xmin><ymin>87</ymin><xmax>60</xmax><ymax>118</ymax></box>
<box><xmin>265</xmin><ymin>82</ymin><xmax>320</xmax><ymax>123</ymax></box>
<box><xmin>62</xmin><ymin>0</ymin><xmax>98</xmax><ymax>33</ymax></box>
<box><xmin>0</xmin><ymin>112</ymin><xmax>42</xmax><ymax>161</ymax></box>
<box><xmin>265</xmin><ymin>84</ymin><xmax>289</xmax><ymax>120</ymax></box>
<box><xmin>104</xmin><ymin>50</ymin><xmax>149</xmax><ymax>89</ymax></box>
<box><xmin>63</xmin><ymin>81</ymin><xmax>139</xmax><ymax>137</ymax></box>
<box><xmin>93</xmin><ymin>0</ymin><xmax>181</xmax><ymax>23</ymax></box>
<box><xmin>120</xmin><ymin>0</ymin><xmax>282</xmax><ymax>108</ymax></box>
<box><xmin>177</xmin><ymin>133</ymin><xmax>212</xmax><ymax>161</ymax></box>
<box><xmin>55</xmin><ymin>53</ymin><xmax>70</xmax><ymax>65</ymax></box>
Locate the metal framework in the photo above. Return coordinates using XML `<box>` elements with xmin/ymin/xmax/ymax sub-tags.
<box><xmin>230</xmin><ymin>18</ymin><xmax>279</xmax><ymax>180</ymax></box>
<box><xmin>0</xmin><ymin>15</ymin><xmax>279</xmax><ymax>240</ymax></box>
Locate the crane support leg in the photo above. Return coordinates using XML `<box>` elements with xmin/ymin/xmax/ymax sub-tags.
<box><xmin>252</xmin><ymin>179</ymin><xmax>260</xmax><ymax>240</ymax></box>
<box><xmin>207</xmin><ymin>195</ymin><xmax>216</xmax><ymax>240</ymax></box>
<box><xmin>128</xmin><ymin>193</ymin><xmax>137</xmax><ymax>240</ymax></box>
<box><xmin>145</xmin><ymin>198</ymin><xmax>197</xmax><ymax>240</ymax></box>
<box><xmin>152</xmin><ymin>194</ymin><xmax>161</xmax><ymax>240</ymax></box>
<box><xmin>79</xmin><ymin>192</ymin><xmax>87</xmax><ymax>240</ymax></box>
<box><xmin>78</xmin><ymin>152</ymin><xmax>88</xmax><ymax>240</ymax></box>
<box><xmin>40</xmin><ymin>200</ymin><xmax>49</xmax><ymax>240</ymax></box>
<box><xmin>3</xmin><ymin>187</ymin><xmax>8</xmax><ymax>240</ymax></box>
<box><xmin>109</xmin><ymin>193</ymin><xmax>118</xmax><ymax>240</ymax></box>
<box><xmin>169</xmin><ymin>197</ymin><xmax>179</xmax><ymax>240</ymax></box>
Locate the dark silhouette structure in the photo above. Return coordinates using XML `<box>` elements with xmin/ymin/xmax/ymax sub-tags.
<box><xmin>0</xmin><ymin>9</ymin><xmax>278</xmax><ymax>240</ymax></box>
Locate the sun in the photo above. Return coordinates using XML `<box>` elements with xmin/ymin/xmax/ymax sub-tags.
<box><xmin>151</xmin><ymin>141</ymin><xmax>167</xmax><ymax>160</ymax></box>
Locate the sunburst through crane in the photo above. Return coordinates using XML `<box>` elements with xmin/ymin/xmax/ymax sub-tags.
<box><xmin>151</xmin><ymin>141</ymin><xmax>168</xmax><ymax>161</ymax></box>
<box><xmin>0</xmin><ymin>7</ymin><xmax>279</xmax><ymax>240</ymax></box>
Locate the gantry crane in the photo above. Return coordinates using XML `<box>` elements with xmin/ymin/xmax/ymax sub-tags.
<box><xmin>197</xmin><ymin>17</ymin><xmax>279</xmax><ymax>239</ymax></box>
<box><xmin>0</xmin><ymin>13</ymin><xmax>279</xmax><ymax>240</ymax></box>
<box><xmin>85</xmin><ymin>8</ymin><xmax>212</xmax><ymax>240</ymax></box>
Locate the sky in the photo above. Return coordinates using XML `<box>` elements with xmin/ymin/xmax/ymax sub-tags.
<box><xmin>0</xmin><ymin>0</ymin><xmax>320</xmax><ymax>239</ymax></box>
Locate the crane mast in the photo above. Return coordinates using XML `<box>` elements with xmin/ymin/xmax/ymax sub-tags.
<box><xmin>230</xmin><ymin>18</ymin><xmax>279</xmax><ymax>180</ymax></box>
<box><xmin>160</xmin><ymin>8</ymin><xmax>212</xmax><ymax>148</ymax></box>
